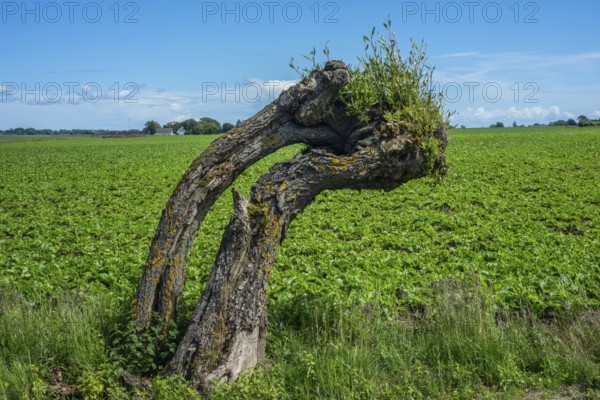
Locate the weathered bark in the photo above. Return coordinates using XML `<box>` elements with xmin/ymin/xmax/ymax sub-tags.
<box><xmin>134</xmin><ymin>62</ymin><xmax>351</xmax><ymax>326</ymax></box>
<box><xmin>164</xmin><ymin>123</ymin><xmax>447</xmax><ymax>392</ymax></box>
<box><xmin>133</xmin><ymin>59</ymin><xmax>448</xmax><ymax>393</ymax></box>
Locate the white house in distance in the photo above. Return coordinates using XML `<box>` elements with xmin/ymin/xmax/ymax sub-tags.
<box><xmin>155</xmin><ymin>128</ymin><xmax>174</xmax><ymax>136</ymax></box>
<box><xmin>176</xmin><ymin>127</ymin><xmax>186</xmax><ymax>135</ymax></box>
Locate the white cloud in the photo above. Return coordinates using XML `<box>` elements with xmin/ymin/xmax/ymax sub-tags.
<box><xmin>592</xmin><ymin>111</ymin><xmax>600</xmax><ymax>118</ymax></box>
<box><xmin>0</xmin><ymin>77</ymin><xmax>302</xmax><ymax>130</ymax></box>
<box><xmin>457</xmin><ymin>105</ymin><xmax>572</xmax><ymax>126</ymax></box>
<box><xmin>171</xmin><ymin>114</ymin><xmax>194</xmax><ymax>122</ymax></box>
<box><xmin>433</xmin><ymin>51</ymin><xmax>600</xmax><ymax>98</ymax></box>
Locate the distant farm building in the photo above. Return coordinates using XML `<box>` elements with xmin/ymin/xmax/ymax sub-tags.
<box><xmin>177</xmin><ymin>127</ymin><xmax>186</xmax><ymax>135</ymax></box>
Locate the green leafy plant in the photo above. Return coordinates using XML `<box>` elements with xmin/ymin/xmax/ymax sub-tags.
<box><xmin>111</xmin><ymin>314</ymin><xmax>180</xmax><ymax>376</ymax></box>
<box><xmin>153</xmin><ymin>375</ymin><xmax>200</xmax><ymax>399</ymax></box>
<box><xmin>210</xmin><ymin>365</ymin><xmax>288</xmax><ymax>400</ymax></box>
<box><xmin>77</xmin><ymin>362</ymin><xmax>129</xmax><ymax>399</ymax></box>
<box><xmin>290</xmin><ymin>18</ymin><xmax>452</xmax><ymax>175</ymax></box>
<box><xmin>290</xmin><ymin>18</ymin><xmax>452</xmax><ymax>138</ymax></box>
<box><xmin>339</xmin><ymin>18</ymin><xmax>452</xmax><ymax>136</ymax></box>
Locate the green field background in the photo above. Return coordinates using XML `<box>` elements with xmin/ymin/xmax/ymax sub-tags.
<box><xmin>1</xmin><ymin>127</ymin><xmax>598</xmax><ymax>315</ymax></box>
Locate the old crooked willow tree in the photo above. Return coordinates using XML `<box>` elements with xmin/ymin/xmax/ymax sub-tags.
<box><xmin>134</xmin><ymin>61</ymin><xmax>448</xmax><ymax>392</ymax></box>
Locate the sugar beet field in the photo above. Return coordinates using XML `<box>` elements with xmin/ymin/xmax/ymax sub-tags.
<box><xmin>1</xmin><ymin>127</ymin><xmax>599</xmax><ymax>398</ymax></box>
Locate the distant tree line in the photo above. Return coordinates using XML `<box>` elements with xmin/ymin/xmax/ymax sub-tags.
<box><xmin>548</xmin><ymin>118</ymin><xmax>578</xmax><ymax>127</ymax></box>
<box><xmin>575</xmin><ymin>115</ymin><xmax>600</xmax><ymax>127</ymax></box>
<box><xmin>0</xmin><ymin>127</ymin><xmax>96</xmax><ymax>135</ymax></box>
<box><xmin>144</xmin><ymin>118</ymin><xmax>241</xmax><ymax>135</ymax></box>
<box><xmin>484</xmin><ymin>115</ymin><xmax>599</xmax><ymax>129</ymax></box>
<box><xmin>4</xmin><ymin>115</ymin><xmax>597</xmax><ymax>135</ymax></box>
<box><xmin>1</xmin><ymin>117</ymin><xmax>243</xmax><ymax>136</ymax></box>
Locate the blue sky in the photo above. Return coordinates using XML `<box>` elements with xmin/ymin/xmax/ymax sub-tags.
<box><xmin>1</xmin><ymin>0</ymin><xmax>599</xmax><ymax>129</ymax></box>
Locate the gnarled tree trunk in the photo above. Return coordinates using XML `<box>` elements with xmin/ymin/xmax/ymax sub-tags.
<box><xmin>133</xmin><ymin>60</ymin><xmax>448</xmax><ymax>393</ymax></box>
<box><xmin>134</xmin><ymin>62</ymin><xmax>350</xmax><ymax>326</ymax></box>
<box><xmin>164</xmin><ymin>125</ymin><xmax>447</xmax><ymax>392</ymax></box>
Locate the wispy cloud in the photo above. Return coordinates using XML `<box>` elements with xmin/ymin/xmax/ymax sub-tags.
<box><xmin>457</xmin><ymin>105</ymin><xmax>573</xmax><ymax>125</ymax></box>
<box><xmin>0</xmin><ymin>77</ymin><xmax>301</xmax><ymax>130</ymax></box>
<box><xmin>436</xmin><ymin>51</ymin><xmax>600</xmax><ymax>79</ymax></box>
<box><xmin>435</xmin><ymin>52</ymin><xmax>481</xmax><ymax>59</ymax></box>
<box><xmin>432</xmin><ymin>50</ymin><xmax>600</xmax><ymax>126</ymax></box>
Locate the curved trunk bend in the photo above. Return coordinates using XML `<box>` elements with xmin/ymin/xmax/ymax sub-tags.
<box><xmin>134</xmin><ymin>62</ymin><xmax>351</xmax><ymax>326</ymax></box>
<box><xmin>132</xmin><ymin>59</ymin><xmax>448</xmax><ymax>394</ymax></box>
